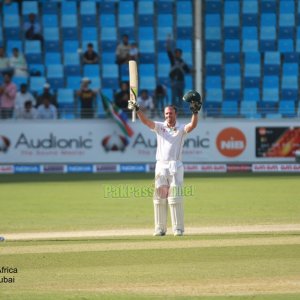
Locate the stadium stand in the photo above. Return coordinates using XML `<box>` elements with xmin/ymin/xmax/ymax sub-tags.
<box><xmin>203</xmin><ymin>0</ymin><xmax>300</xmax><ymax>118</ymax></box>
<box><xmin>0</xmin><ymin>1</ymin><xmax>299</xmax><ymax>119</ymax></box>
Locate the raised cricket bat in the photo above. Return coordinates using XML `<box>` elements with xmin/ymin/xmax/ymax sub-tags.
<box><xmin>129</xmin><ymin>60</ymin><xmax>138</xmax><ymax>122</ymax></box>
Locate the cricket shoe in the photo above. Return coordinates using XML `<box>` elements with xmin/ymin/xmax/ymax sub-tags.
<box><xmin>153</xmin><ymin>230</ymin><xmax>166</xmax><ymax>236</ymax></box>
<box><xmin>174</xmin><ymin>229</ymin><xmax>183</xmax><ymax>236</ymax></box>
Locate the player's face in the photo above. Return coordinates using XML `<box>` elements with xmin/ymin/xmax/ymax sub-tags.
<box><xmin>164</xmin><ymin>107</ymin><xmax>177</xmax><ymax>127</ymax></box>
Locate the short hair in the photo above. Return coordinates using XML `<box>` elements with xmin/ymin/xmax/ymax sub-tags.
<box><xmin>164</xmin><ymin>105</ymin><xmax>177</xmax><ymax>113</ymax></box>
<box><xmin>87</xmin><ymin>43</ymin><xmax>93</xmax><ymax>48</ymax></box>
<box><xmin>174</xmin><ymin>48</ymin><xmax>182</xmax><ymax>54</ymax></box>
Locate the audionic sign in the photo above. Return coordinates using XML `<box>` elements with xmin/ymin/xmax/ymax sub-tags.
<box><xmin>0</xmin><ymin>120</ymin><xmax>298</xmax><ymax>163</ymax></box>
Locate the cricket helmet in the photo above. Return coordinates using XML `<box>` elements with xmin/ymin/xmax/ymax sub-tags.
<box><xmin>182</xmin><ymin>90</ymin><xmax>201</xmax><ymax>104</ymax></box>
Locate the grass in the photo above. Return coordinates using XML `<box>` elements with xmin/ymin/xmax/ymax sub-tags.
<box><xmin>0</xmin><ymin>173</ymin><xmax>300</xmax><ymax>299</ymax></box>
<box><xmin>0</xmin><ymin>173</ymin><xmax>299</xmax><ymax>233</ymax></box>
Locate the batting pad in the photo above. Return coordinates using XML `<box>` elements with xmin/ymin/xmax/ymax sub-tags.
<box><xmin>168</xmin><ymin>195</ymin><xmax>184</xmax><ymax>233</ymax></box>
<box><xmin>153</xmin><ymin>198</ymin><xmax>168</xmax><ymax>233</ymax></box>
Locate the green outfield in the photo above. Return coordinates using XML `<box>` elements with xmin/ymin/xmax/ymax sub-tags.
<box><xmin>0</xmin><ymin>173</ymin><xmax>299</xmax><ymax>299</ymax></box>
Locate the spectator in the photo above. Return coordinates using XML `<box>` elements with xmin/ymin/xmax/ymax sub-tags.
<box><xmin>0</xmin><ymin>47</ymin><xmax>13</xmax><ymax>75</ymax></box>
<box><xmin>0</xmin><ymin>73</ymin><xmax>17</xmax><ymax>119</ymax></box>
<box><xmin>15</xmin><ymin>100</ymin><xmax>37</xmax><ymax>119</ymax></box>
<box><xmin>24</xmin><ymin>13</ymin><xmax>44</xmax><ymax>44</ymax></box>
<box><xmin>9</xmin><ymin>48</ymin><xmax>28</xmax><ymax>77</ymax></box>
<box><xmin>36</xmin><ymin>95</ymin><xmax>57</xmax><ymax>119</ymax></box>
<box><xmin>167</xmin><ymin>38</ymin><xmax>190</xmax><ymax>111</ymax></box>
<box><xmin>153</xmin><ymin>84</ymin><xmax>168</xmax><ymax>116</ymax></box>
<box><xmin>76</xmin><ymin>77</ymin><xmax>97</xmax><ymax>119</ymax></box>
<box><xmin>129</xmin><ymin>42</ymin><xmax>139</xmax><ymax>61</ymax></box>
<box><xmin>36</xmin><ymin>83</ymin><xmax>57</xmax><ymax>108</ymax></box>
<box><xmin>114</xmin><ymin>81</ymin><xmax>130</xmax><ymax>114</ymax></box>
<box><xmin>14</xmin><ymin>83</ymin><xmax>36</xmax><ymax>115</ymax></box>
<box><xmin>137</xmin><ymin>89</ymin><xmax>154</xmax><ymax>117</ymax></box>
<box><xmin>115</xmin><ymin>34</ymin><xmax>131</xmax><ymax>65</ymax></box>
<box><xmin>83</xmin><ymin>43</ymin><xmax>99</xmax><ymax>64</ymax></box>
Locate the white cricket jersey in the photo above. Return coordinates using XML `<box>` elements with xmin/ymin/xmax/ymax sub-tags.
<box><xmin>152</xmin><ymin>121</ymin><xmax>188</xmax><ymax>161</ymax></box>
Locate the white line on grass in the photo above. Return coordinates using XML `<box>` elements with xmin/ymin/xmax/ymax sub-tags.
<box><xmin>2</xmin><ymin>224</ymin><xmax>300</xmax><ymax>241</ymax></box>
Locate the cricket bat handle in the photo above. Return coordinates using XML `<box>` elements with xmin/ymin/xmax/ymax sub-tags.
<box><xmin>132</xmin><ymin>108</ymin><xmax>136</xmax><ymax>122</ymax></box>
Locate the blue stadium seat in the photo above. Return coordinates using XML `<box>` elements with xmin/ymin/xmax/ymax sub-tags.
<box><xmin>206</xmin><ymin>52</ymin><xmax>222</xmax><ymax>75</ymax></box>
<box><xmin>224</xmin><ymin>14</ymin><xmax>240</xmax><ymax>39</ymax></box>
<box><xmin>224</xmin><ymin>39</ymin><xmax>240</xmax><ymax>63</ymax></box>
<box><xmin>80</xmin><ymin>2</ymin><xmax>97</xmax><ymax>27</ymax></box>
<box><xmin>102</xmin><ymin>52</ymin><xmax>115</xmax><ymax>64</ymax></box>
<box><xmin>224</xmin><ymin>1</ymin><xmax>239</xmax><ymax>14</ymax></box>
<box><xmin>261</xmin><ymin>13</ymin><xmax>276</xmax><ymax>27</ymax></box>
<box><xmin>244</xmin><ymin>52</ymin><xmax>260</xmax><ymax>64</ymax></box>
<box><xmin>139</xmin><ymin>27</ymin><xmax>154</xmax><ymax>40</ymax></box>
<box><xmin>240</xmin><ymin>101</ymin><xmax>259</xmax><ymax>118</ymax></box>
<box><xmin>204</xmin><ymin>102</ymin><xmax>221</xmax><ymax>117</ymax></box>
<box><xmin>100</xmin><ymin>14</ymin><xmax>116</xmax><ymax>27</ymax></box>
<box><xmin>119</xmin><ymin>1</ymin><xmax>134</xmax><ymax>14</ymax></box>
<box><xmin>89</xmin><ymin>77</ymin><xmax>101</xmax><ymax>90</ymax></box>
<box><xmin>57</xmin><ymin>89</ymin><xmax>75</xmax><ymax>119</ymax></box>
<box><xmin>205</xmin><ymin>27</ymin><xmax>221</xmax><ymax>51</ymax></box>
<box><xmin>281</xmin><ymin>77</ymin><xmax>298</xmax><ymax>100</ymax></box>
<box><xmin>177</xmin><ymin>14</ymin><xmax>192</xmax><ymax>28</ymax></box>
<box><xmin>242</xmin><ymin>40</ymin><xmax>258</xmax><ymax>52</ymax></box>
<box><xmin>83</xmin><ymin>65</ymin><xmax>100</xmax><ymax>78</ymax></box>
<box><xmin>283</xmin><ymin>52</ymin><xmax>299</xmax><ymax>63</ymax></box>
<box><xmin>102</xmin><ymin>64</ymin><xmax>118</xmax><ymax>88</ymax></box>
<box><xmin>61</xmin><ymin>2</ymin><xmax>77</xmax><ymax>15</ymax></box>
<box><xmin>140</xmin><ymin>76</ymin><xmax>156</xmax><ymax>91</ymax></box>
<box><xmin>157</xmin><ymin>1</ymin><xmax>174</xmax><ymax>14</ymax></box>
<box><xmin>225</xmin><ymin>63</ymin><xmax>241</xmax><ymax>76</ymax></box>
<box><xmin>67</xmin><ymin>76</ymin><xmax>81</xmax><ymax>89</ymax></box>
<box><xmin>205</xmin><ymin>0</ymin><xmax>221</xmax><ymax>13</ymax></box>
<box><xmin>61</xmin><ymin>15</ymin><xmax>78</xmax><ymax>40</ymax></box>
<box><xmin>264</xmin><ymin>52</ymin><xmax>280</xmax><ymax>75</ymax></box>
<box><xmin>44</xmin><ymin>28</ymin><xmax>60</xmax><ymax>52</ymax></box>
<box><xmin>45</xmin><ymin>53</ymin><xmax>62</xmax><ymax>65</ymax></box>
<box><xmin>205</xmin><ymin>76</ymin><xmax>222</xmax><ymax>90</ymax></box>
<box><xmin>42</xmin><ymin>15</ymin><xmax>58</xmax><ymax>28</ymax></box>
<box><xmin>158</xmin><ymin>14</ymin><xmax>173</xmax><ymax>27</ymax></box>
<box><xmin>206</xmin><ymin>89</ymin><xmax>223</xmax><ymax>102</ymax></box>
<box><xmin>30</xmin><ymin>77</ymin><xmax>46</xmax><ymax>94</ymax></box>
<box><xmin>99</xmin><ymin>2</ymin><xmax>115</xmax><ymax>14</ymax></box>
<box><xmin>3</xmin><ymin>2</ymin><xmax>19</xmax><ymax>15</ymax></box>
<box><xmin>224</xmin><ymin>76</ymin><xmax>241</xmax><ymax>100</ymax></box>
<box><xmin>6</xmin><ymin>40</ymin><xmax>23</xmax><ymax>55</ymax></box>
<box><xmin>63</xmin><ymin>41</ymin><xmax>79</xmax><ymax>53</ymax></box>
<box><xmin>278</xmin><ymin>101</ymin><xmax>296</xmax><ymax>118</ymax></box>
<box><xmin>205</xmin><ymin>14</ymin><xmax>221</xmax><ymax>27</ymax></box>
<box><xmin>25</xmin><ymin>41</ymin><xmax>42</xmax><ymax>64</ymax></box>
<box><xmin>139</xmin><ymin>14</ymin><xmax>154</xmax><ymax>27</ymax></box>
<box><xmin>280</xmin><ymin>0</ymin><xmax>294</xmax><ymax>14</ymax></box>
<box><xmin>12</xmin><ymin>76</ymin><xmax>28</xmax><ymax>88</ymax></box>
<box><xmin>278</xmin><ymin>39</ymin><xmax>294</xmax><ymax>53</ymax></box>
<box><xmin>260</xmin><ymin>27</ymin><xmax>276</xmax><ymax>51</ymax></box>
<box><xmin>42</xmin><ymin>2</ymin><xmax>58</xmax><ymax>15</ymax></box>
<box><xmin>258</xmin><ymin>101</ymin><xmax>278</xmax><ymax>115</ymax></box>
<box><xmin>262</xmin><ymin>88</ymin><xmax>279</xmax><ymax>102</ymax></box>
<box><xmin>138</xmin><ymin>1</ymin><xmax>154</xmax><ymax>15</ymax></box>
<box><xmin>64</xmin><ymin>53</ymin><xmax>80</xmax><ymax>66</ymax></box>
<box><xmin>118</xmin><ymin>14</ymin><xmax>135</xmax><ymax>36</ymax></box>
<box><xmin>260</xmin><ymin>0</ymin><xmax>276</xmax><ymax>13</ymax></box>
<box><xmin>282</xmin><ymin>63</ymin><xmax>298</xmax><ymax>76</ymax></box>
<box><xmin>243</xmin><ymin>88</ymin><xmax>260</xmax><ymax>102</ymax></box>
<box><xmin>47</xmin><ymin>65</ymin><xmax>64</xmax><ymax>90</ymax></box>
<box><xmin>29</xmin><ymin>64</ymin><xmax>45</xmax><ymax>76</ymax></box>
<box><xmin>22</xmin><ymin>1</ymin><xmax>38</xmax><ymax>15</ymax></box>
<box><xmin>177</xmin><ymin>1</ymin><xmax>192</xmax><ymax>14</ymax></box>
<box><xmin>221</xmin><ymin>101</ymin><xmax>239</xmax><ymax>117</ymax></box>
<box><xmin>4</xmin><ymin>15</ymin><xmax>20</xmax><ymax>40</ymax></box>
<box><xmin>242</xmin><ymin>1</ymin><xmax>258</xmax><ymax>25</ymax></box>
<box><xmin>82</xmin><ymin>28</ymin><xmax>98</xmax><ymax>42</ymax></box>
<box><xmin>242</xmin><ymin>26</ymin><xmax>258</xmax><ymax>39</ymax></box>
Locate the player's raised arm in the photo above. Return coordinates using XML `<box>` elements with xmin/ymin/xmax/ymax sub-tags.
<box><xmin>128</xmin><ymin>100</ymin><xmax>155</xmax><ymax>130</ymax></box>
<box><xmin>183</xmin><ymin>90</ymin><xmax>202</xmax><ymax>133</ymax></box>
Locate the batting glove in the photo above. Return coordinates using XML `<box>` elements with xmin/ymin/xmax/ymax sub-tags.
<box><xmin>128</xmin><ymin>100</ymin><xmax>140</xmax><ymax>111</ymax></box>
<box><xmin>190</xmin><ymin>101</ymin><xmax>202</xmax><ymax>114</ymax></box>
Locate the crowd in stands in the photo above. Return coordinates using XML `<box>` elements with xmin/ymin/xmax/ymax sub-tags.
<box><xmin>0</xmin><ymin>0</ymin><xmax>192</xmax><ymax>121</ymax></box>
